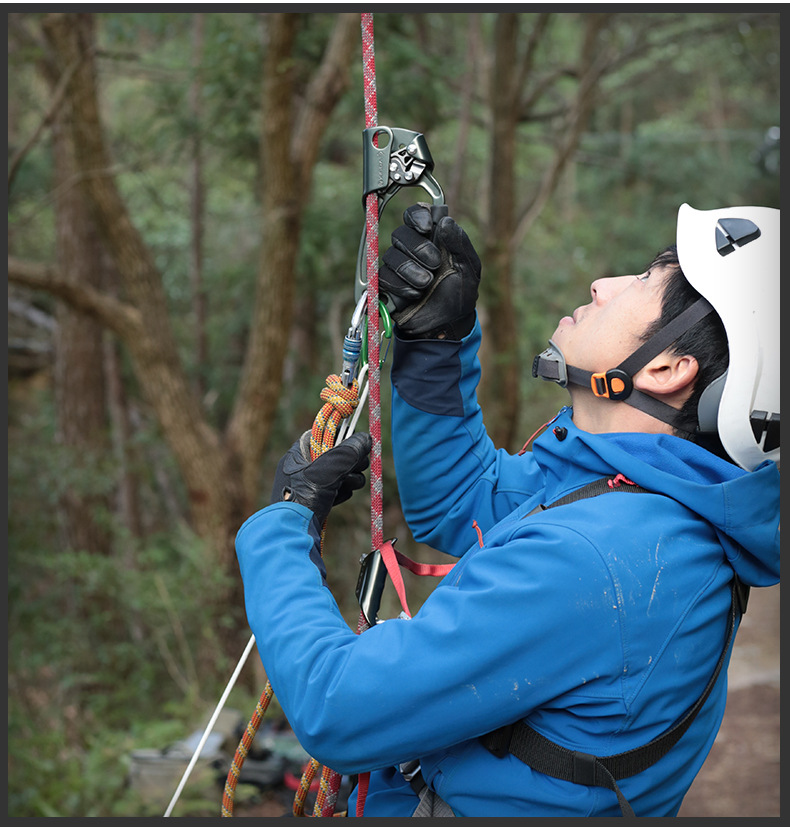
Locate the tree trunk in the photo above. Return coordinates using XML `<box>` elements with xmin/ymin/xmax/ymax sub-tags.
<box><xmin>480</xmin><ymin>13</ymin><xmax>521</xmax><ymax>451</ymax></box>
<box><xmin>47</xmin><ymin>35</ymin><xmax>112</xmax><ymax>555</ymax></box>
<box><xmin>5</xmin><ymin>12</ymin><xmax>363</xmax><ymax>664</ymax></box>
<box><xmin>30</xmin><ymin>13</ymin><xmax>360</xmax><ymax>649</ymax></box>
<box><xmin>41</xmin><ymin>13</ymin><xmax>240</xmax><ymax>565</ymax></box>
<box><xmin>189</xmin><ymin>12</ymin><xmax>208</xmax><ymax>403</ymax></box>
<box><xmin>226</xmin><ymin>12</ymin><xmax>360</xmax><ymax>510</ymax></box>
<box><xmin>481</xmin><ymin>13</ymin><xmax>611</xmax><ymax>449</ymax></box>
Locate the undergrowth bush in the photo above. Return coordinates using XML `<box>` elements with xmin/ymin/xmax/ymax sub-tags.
<box><xmin>8</xmin><ymin>528</ymin><xmax>245</xmax><ymax>818</ymax></box>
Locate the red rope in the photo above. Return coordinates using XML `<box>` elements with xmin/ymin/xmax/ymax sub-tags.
<box><xmin>355</xmin><ymin>12</ymin><xmax>379</xmax><ymax>819</ymax></box>
<box><xmin>361</xmin><ymin>12</ymin><xmax>382</xmax><ymax>556</ymax></box>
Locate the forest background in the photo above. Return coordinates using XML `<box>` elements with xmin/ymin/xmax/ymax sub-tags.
<box><xmin>7</xmin><ymin>11</ymin><xmax>780</xmax><ymax>820</ymax></box>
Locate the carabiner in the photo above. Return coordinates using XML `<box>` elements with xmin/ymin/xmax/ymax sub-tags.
<box><xmin>360</xmin><ymin>300</ymin><xmax>393</xmax><ymax>369</ymax></box>
<box><xmin>340</xmin><ymin>291</ymin><xmax>369</xmax><ymax>387</ymax></box>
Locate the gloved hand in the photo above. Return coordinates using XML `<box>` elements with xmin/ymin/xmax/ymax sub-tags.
<box><xmin>271</xmin><ymin>431</ymin><xmax>372</xmax><ymax>527</ymax></box>
<box><xmin>379</xmin><ymin>203</ymin><xmax>481</xmax><ymax>340</ymax></box>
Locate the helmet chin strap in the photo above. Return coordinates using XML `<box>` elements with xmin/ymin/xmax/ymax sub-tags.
<box><xmin>532</xmin><ymin>297</ymin><xmax>715</xmax><ymax>435</ymax></box>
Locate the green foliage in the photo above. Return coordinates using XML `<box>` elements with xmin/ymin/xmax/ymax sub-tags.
<box><xmin>8</xmin><ymin>526</ymin><xmax>238</xmax><ymax>817</ymax></box>
<box><xmin>8</xmin><ymin>383</ymin><xmax>236</xmax><ymax>816</ymax></box>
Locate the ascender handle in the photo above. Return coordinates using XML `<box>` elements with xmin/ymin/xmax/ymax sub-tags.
<box><xmin>356</xmin><ymin>126</ymin><xmax>447</xmax><ymax>302</ymax></box>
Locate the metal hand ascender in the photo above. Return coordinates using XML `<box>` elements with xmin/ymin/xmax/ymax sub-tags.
<box><xmin>355</xmin><ymin>126</ymin><xmax>447</xmax><ymax>302</ymax></box>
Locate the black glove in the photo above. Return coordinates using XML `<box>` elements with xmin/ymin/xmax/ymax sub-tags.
<box><xmin>271</xmin><ymin>431</ymin><xmax>372</xmax><ymax>527</ymax></box>
<box><xmin>379</xmin><ymin>203</ymin><xmax>481</xmax><ymax>340</ymax></box>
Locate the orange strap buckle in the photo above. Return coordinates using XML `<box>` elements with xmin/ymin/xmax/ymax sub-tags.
<box><xmin>590</xmin><ymin>369</ymin><xmax>632</xmax><ymax>400</ymax></box>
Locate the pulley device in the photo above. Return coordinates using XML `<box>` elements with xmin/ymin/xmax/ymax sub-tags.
<box><xmin>163</xmin><ymin>13</ymin><xmax>451</xmax><ymax>820</ymax></box>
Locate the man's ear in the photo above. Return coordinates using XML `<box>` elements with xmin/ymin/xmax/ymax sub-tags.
<box><xmin>634</xmin><ymin>352</ymin><xmax>699</xmax><ymax>398</ymax></box>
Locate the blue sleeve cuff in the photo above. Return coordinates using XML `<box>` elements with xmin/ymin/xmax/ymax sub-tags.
<box><xmin>236</xmin><ymin>501</ymin><xmax>327</xmax><ymax>585</ymax></box>
<box><xmin>391</xmin><ymin>317</ymin><xmax>484</xmax><ymax>417</ymax></box>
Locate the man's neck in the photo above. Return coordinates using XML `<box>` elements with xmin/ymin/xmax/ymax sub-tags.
<box><xmin>568</xmin><ymin>391</ymin><xmax>676</xmax><ymax>436</ymax></box>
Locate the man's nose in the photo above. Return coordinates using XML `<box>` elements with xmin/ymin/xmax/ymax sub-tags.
<box><xmin>590</xmin><ymin>275</ymin><xmax>633</xmax><ymax>304</ymax></box>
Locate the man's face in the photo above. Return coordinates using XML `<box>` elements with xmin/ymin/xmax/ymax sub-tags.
<box><xmin>551</xmin><ymin>265</ymin><xmax>670</xmax><ymax>375</ymax></box>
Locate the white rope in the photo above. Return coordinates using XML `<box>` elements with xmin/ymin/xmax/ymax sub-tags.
<box><xmin>163</xmin><ymin>633</ymin><xmax>257</xmax><ymax>817</ymax></box>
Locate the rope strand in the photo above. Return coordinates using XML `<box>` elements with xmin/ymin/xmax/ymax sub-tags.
<box><xmin>357</xmin><ymin>14</ymin><xmax>379</xmax><ymax>816</ymax></box>
<box><xmin>221</xmin><ymin>682</ymin><xmax>274</xmax><ymax>817</ymax></box>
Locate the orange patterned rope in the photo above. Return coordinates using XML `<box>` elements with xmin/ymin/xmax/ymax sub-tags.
<box><xmin>294</xmin><ymin>376</ymin><xmax>360</xmax><ymax>816</ymax></box>
<box><xmin>292</xmin><ymin>757</ymin><xmax>322</xmax><ymax>816</ymax></box>
<box><xmin>310</xmin><ymin>375</ymin><xmax>360</xmax><ymax>460</ymax></box>
<box><xmin>221</xmin><ymin>682</ymin><xmax>274</xmax><ymax>817</ymax></box>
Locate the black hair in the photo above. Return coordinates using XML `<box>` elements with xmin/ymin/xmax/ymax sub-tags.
<box><xmin>640</xmin><ymin>245</ymin><xmax>729</xmax><ymax>442</ymax></box>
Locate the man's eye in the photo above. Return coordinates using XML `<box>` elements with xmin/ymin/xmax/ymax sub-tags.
<box><xmin>639</xmin><ymin>270</ymin><xmax>651</xmax><ymax>282</ymax></box>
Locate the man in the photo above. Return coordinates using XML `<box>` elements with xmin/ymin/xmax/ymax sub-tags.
<box><xmin>235</xmin><ymin>203</ymin><xmax>779</xmax><ymax>817</ymax></box>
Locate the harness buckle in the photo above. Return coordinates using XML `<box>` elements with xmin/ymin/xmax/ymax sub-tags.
<box><xmin>571</xmin><ymin>751</ymin><xmax>599</xmax><ymax>786</ymax></box>
<box><xmin>486</xmin><ymin>722</ymin><xmax>516</xmax><ymax>759</ymax></box>
<box><xmin>590</xmin><ymin>368</ymin><xmax>632</xmax><ymax>400</ymax></box>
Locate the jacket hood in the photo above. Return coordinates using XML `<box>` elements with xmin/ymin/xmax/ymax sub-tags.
<box><xmin>532</xmin><ymin>408</ymin><xmax>780</xmax><ymax>587</ymax></box>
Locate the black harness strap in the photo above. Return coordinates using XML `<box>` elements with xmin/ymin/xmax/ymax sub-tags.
<box><xmin>481</xmin><ymin>476</ymin><xmax>748</xmax><ymax>818</ymax></box>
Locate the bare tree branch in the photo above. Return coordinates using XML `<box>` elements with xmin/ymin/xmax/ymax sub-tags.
<box><xmin>8</xmin><ymin>256</ymin><xmax>144</xmax><ymax>340</ymax></box>
<box><xmin>512</xmin><ymin>16</ymin><xmax>612</xmax><ymax>252</ymax></box>
<box><xmin>8</xmin><ymin>54</ymin><xmax>87</xmax><ymax>191</ymax></box>
<box><xmin>516</xmin><ymin>12</ymin><xmax>552</xmax><ymax>100</ymax></box>
<box><xmin>446</xmin><ymin>13</ymin><xmax>482</xmax><ymax>211</ymax></box>
<box><xmin>291</xmin><ymin>12</ymin><xmax>359</xmax><ymax>184</ymax></box>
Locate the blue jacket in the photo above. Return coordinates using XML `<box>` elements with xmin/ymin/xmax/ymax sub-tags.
<box><xmin>236</xmin><ymin>319</ymin><xmax>779</xmax><ymax>817</ymax></box>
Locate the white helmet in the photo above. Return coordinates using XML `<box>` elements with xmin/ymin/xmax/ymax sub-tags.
<box><xmin>676</xmin><ymin>203</ymin><xmax>780</xmax><ymax>471</ymax></box>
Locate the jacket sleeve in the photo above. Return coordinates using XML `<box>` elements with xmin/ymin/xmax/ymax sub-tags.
<box><xmin>390</xmin><ymin>316</ymin><xmax>544</xmax><ymax>557</ymax></box>
<box><xmin>235</xmin><ymin>499</ymin><xmax>625</xmax><ymax>776</ymax></box>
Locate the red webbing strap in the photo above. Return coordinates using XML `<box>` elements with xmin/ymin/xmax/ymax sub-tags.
<box><xmin>396</xmin><ymin>549</ymin><xmax>455</xmax><ymax>579</ymax></box>
<box><xmin>379</xmin><ymin>540</ymin><xmax>412</xmax><ymax>617</ymax></box>
<box><xmin>357</xmin><ymin>12</ymin><xmax>378</xmax><ymax>817</ymax></box>
<box><xmin>380</xmin><ymin>540</ymin><xmax>455</xmax><ymax>619</ymax></box>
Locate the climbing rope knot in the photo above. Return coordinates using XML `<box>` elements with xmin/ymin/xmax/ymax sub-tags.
<box><xmin>320</xmin><ymin>374</ymin><xmax>360</xmax><ymax>419</ymax></box>
<box><xmin>311</xmin><ymin>374</ymin><xmax>361</xmax><ymax>460</ymax></box>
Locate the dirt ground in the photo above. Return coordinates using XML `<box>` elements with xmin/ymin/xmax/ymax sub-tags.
<box><xmin>677</xmin><ymin>581</ymin><xmax>781</xmax><ymax>820</ymax></box>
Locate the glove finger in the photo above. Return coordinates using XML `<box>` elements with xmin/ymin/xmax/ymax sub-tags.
<box><xmin>306</xmin><ymin>432</ymin><xmax>371</xmax><ymax>490</ymax></box>
<box><xmin>280</xmin><ymin>437</ymin><xmax>310</xmax><ymax>475</ymax></box>
<box><xmin>271</xmin><ymin>436</ymin><xmax>309</xmax><ymax>503</ymax></box>
<box><xmin>391</xmin><ymin>225</ymin><xmax>442</xmax><ymax>270</ymax></box>
<box><xmin>333</xmin><ymin>471</ymin><xmax>366</xmax><ymax>506</ymax></box>
<box><xmin>433</xmin><ymin>215</ymin><xmax>482</xmax><ymax>274</ymax></box>
<box><xmin>342</xmin><ymin>431</ymin><xmax>373</xmax><ymax>471</ymax></box>
<box><xmin>380</xmin><ymin>252</ymin><xmax>434</xmax><ymax>312</ymax></box>
<box><xmin>381</xmin><ymin>246</ymin><xmax>435</xmax><ymax>289</ymax></box>
<box><xmin>402</xmin><ymin>202</ymin><xmax>434</xmax><ymax>236</ymax></box>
